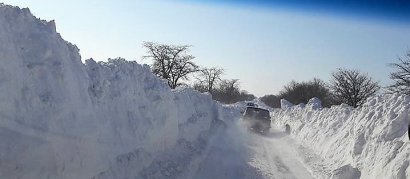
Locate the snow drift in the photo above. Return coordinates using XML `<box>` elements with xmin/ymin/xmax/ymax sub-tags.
<box><xmin>272</xmin><ymin>94</ymin><xmax>410</xmax><ymax>179</ymax></box>
<box><xmin>0</xmin><ymin>4</ymin><xmax>227</xmax><ymax>179</ymax></box>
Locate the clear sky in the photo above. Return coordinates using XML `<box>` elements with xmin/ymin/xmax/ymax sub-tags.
<box><xmin>3</xmin><ymin>0</ymin><xmax>410</xmax><ymax>97</ymax></box>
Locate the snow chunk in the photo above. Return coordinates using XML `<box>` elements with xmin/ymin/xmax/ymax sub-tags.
<box><xmin>296</xmin><ymin>103</ymin><xmax>306</xmax><ymax>108</ymax></box>
<box><xmin>307</xmin><ymin>97</ymin><xmax>322</xmax><ymax>110</ymax></box>
<box><xmin>281</xmin><ymin>99</ymin><xmax>294</xmax><ymax>109</ymax></box>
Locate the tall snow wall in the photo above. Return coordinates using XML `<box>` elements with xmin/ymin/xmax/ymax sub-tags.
<box><xmin>0</xmin><ymin>4</ymin><xmax>225</xmax><ymax>179</ymax></box>
<box><xmin>272</xmin><ymin>94</ymin><xmax>410</xmax><ymax>179</ymax></box>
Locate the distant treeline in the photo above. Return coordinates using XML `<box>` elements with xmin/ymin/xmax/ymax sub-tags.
<box><xmin>142</xmin><ymin>42</ymin><xmax>410</xmax><ymax>107</ymax></box>
<box><xmin>261</xmin><ymin>50</ymin><xmax>410</xmax><ymax>108</ymax></box>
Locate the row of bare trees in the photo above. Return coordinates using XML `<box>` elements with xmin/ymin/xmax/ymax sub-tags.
<box><xmin>143</xmin><ymin>42</ymin><xmax>254</xmax><ymax>103</ymax></box>
<box><xmin>261</xmin><ymin>69</ymin><xmax>380</xmax><ymax>108</ymax></box>
<box><xmin>262</xmin><ymin>49</ymin><xmax>410</xmax><ymax>109</ymax></box>
<box><xmin>143</xmin><ymin>41</ymin><xmax>410</xmax><ymax>107</ymax></box>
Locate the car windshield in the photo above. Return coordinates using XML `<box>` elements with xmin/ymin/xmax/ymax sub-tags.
<box><xmin>245</xmin><ymin>107</ymin><xmax>270</xmax><ymax>120</ymax></box>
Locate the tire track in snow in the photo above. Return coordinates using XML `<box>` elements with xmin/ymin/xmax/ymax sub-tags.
<box><xmin>191</xmin><ymin>122</ymin><xmax>317</xmax><ymax>179</ymax></box>
<box><xmin>248</xmin><ymin>130</ymin><xmax>312</xmax><ymax>179</ymax></box>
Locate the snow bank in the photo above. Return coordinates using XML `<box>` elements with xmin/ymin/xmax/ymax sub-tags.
<box><xmin>0</xmin><ymin>4</ymin><xmax>227</xmax><ymax>179</ymax></box>
<box><xmin>272</xmin><ymin>95</ymin><xmax>410</xmax><ymax>179</ymax></box>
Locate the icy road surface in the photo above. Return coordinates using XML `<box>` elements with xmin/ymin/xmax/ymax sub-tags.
<box><xmin>187</xmin><ymin>122</ymin><xmax>329</xmax><ymax>179</ymax></box>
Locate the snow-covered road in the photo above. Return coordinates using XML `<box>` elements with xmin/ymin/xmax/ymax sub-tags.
<box><xmin>189</xmin><ymin>123</ymin><xmax>322</xmax><ymax>179</ymax></box>
<box><xmin>248</xmin><ymin>132</ymin><xmax>314</xmax><ymax>179</ymax></box>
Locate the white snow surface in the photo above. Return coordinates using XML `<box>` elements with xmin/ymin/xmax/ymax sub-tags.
<box><xmin>0</xmin><ymin>4</ymin><xmax>226</xmax><ymax>179</ymax></box>
<box><xmin>272</xmin><ymin>94</ymin><xmax>410</xmax><ymax>179</ymax></box>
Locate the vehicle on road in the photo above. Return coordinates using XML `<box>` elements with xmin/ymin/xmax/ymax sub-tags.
<box><xmin>243</xmin><ymin>106</ymin><xmax>271</xmax><ymax>134</ymax></box>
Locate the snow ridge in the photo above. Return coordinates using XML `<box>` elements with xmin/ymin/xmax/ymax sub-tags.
<box><xmin>272</xmin><ymin>94</ymin><xmax>410</xmax><ymax>179</ymax></box>
<box><xmin>0</xmin><ymin>4</ymin><xmax>226</xmax><ymax>179</ymax></box>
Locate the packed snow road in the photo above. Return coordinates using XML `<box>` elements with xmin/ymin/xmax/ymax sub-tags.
<box><xmin>188</xmin><ymin>122</ymin><xmax>319</xmax><ymax>179</ymax></box>
<box><xmin>247</xmin><ymin>132</ymin><xmax>314</xmax><ymax>179</ymax></box>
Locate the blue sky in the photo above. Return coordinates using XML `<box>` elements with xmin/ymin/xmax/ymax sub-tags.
<box><xmin>3</xmin><ymin>0</ymin><xmax>410</xmax><ymax>97</ymax></box>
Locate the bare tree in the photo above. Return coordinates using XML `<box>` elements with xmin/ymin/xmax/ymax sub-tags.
<box><xmin>330</xmin><ymin>68</ymin><xmax>380</xmax><ymax>108</ymax></box>
<box><xmin>388</xmin><ymin>50</ymin><xmax>410</xmax><ymax>94</ymax></box>
<box><xmin>212</xmin><ymin>79</ymin><xmax>240</xmax><ymax>103</ymax></box>
<box><xmin>260</xmin><ymin>95</ymin><xmax>281</xmax><ymax>108</ymax></box>
<box><xmin>278</xmin><ymin>78</ymin><xmax>333</xmax><ymax>107</ymax></box>
<box><xmin>212</xmin><ymin>79</ymin><xmax>255</xmax><ymax>103</ymax></box>
<box><xmin>195</xmin><ymin>67</ymin><xmax>224</xmax><ymax>93</ymax></box>
<box><xmin>143</xmin><ymin>42</ymin><xmax>198</xmax><ymax>89</ymax></box>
